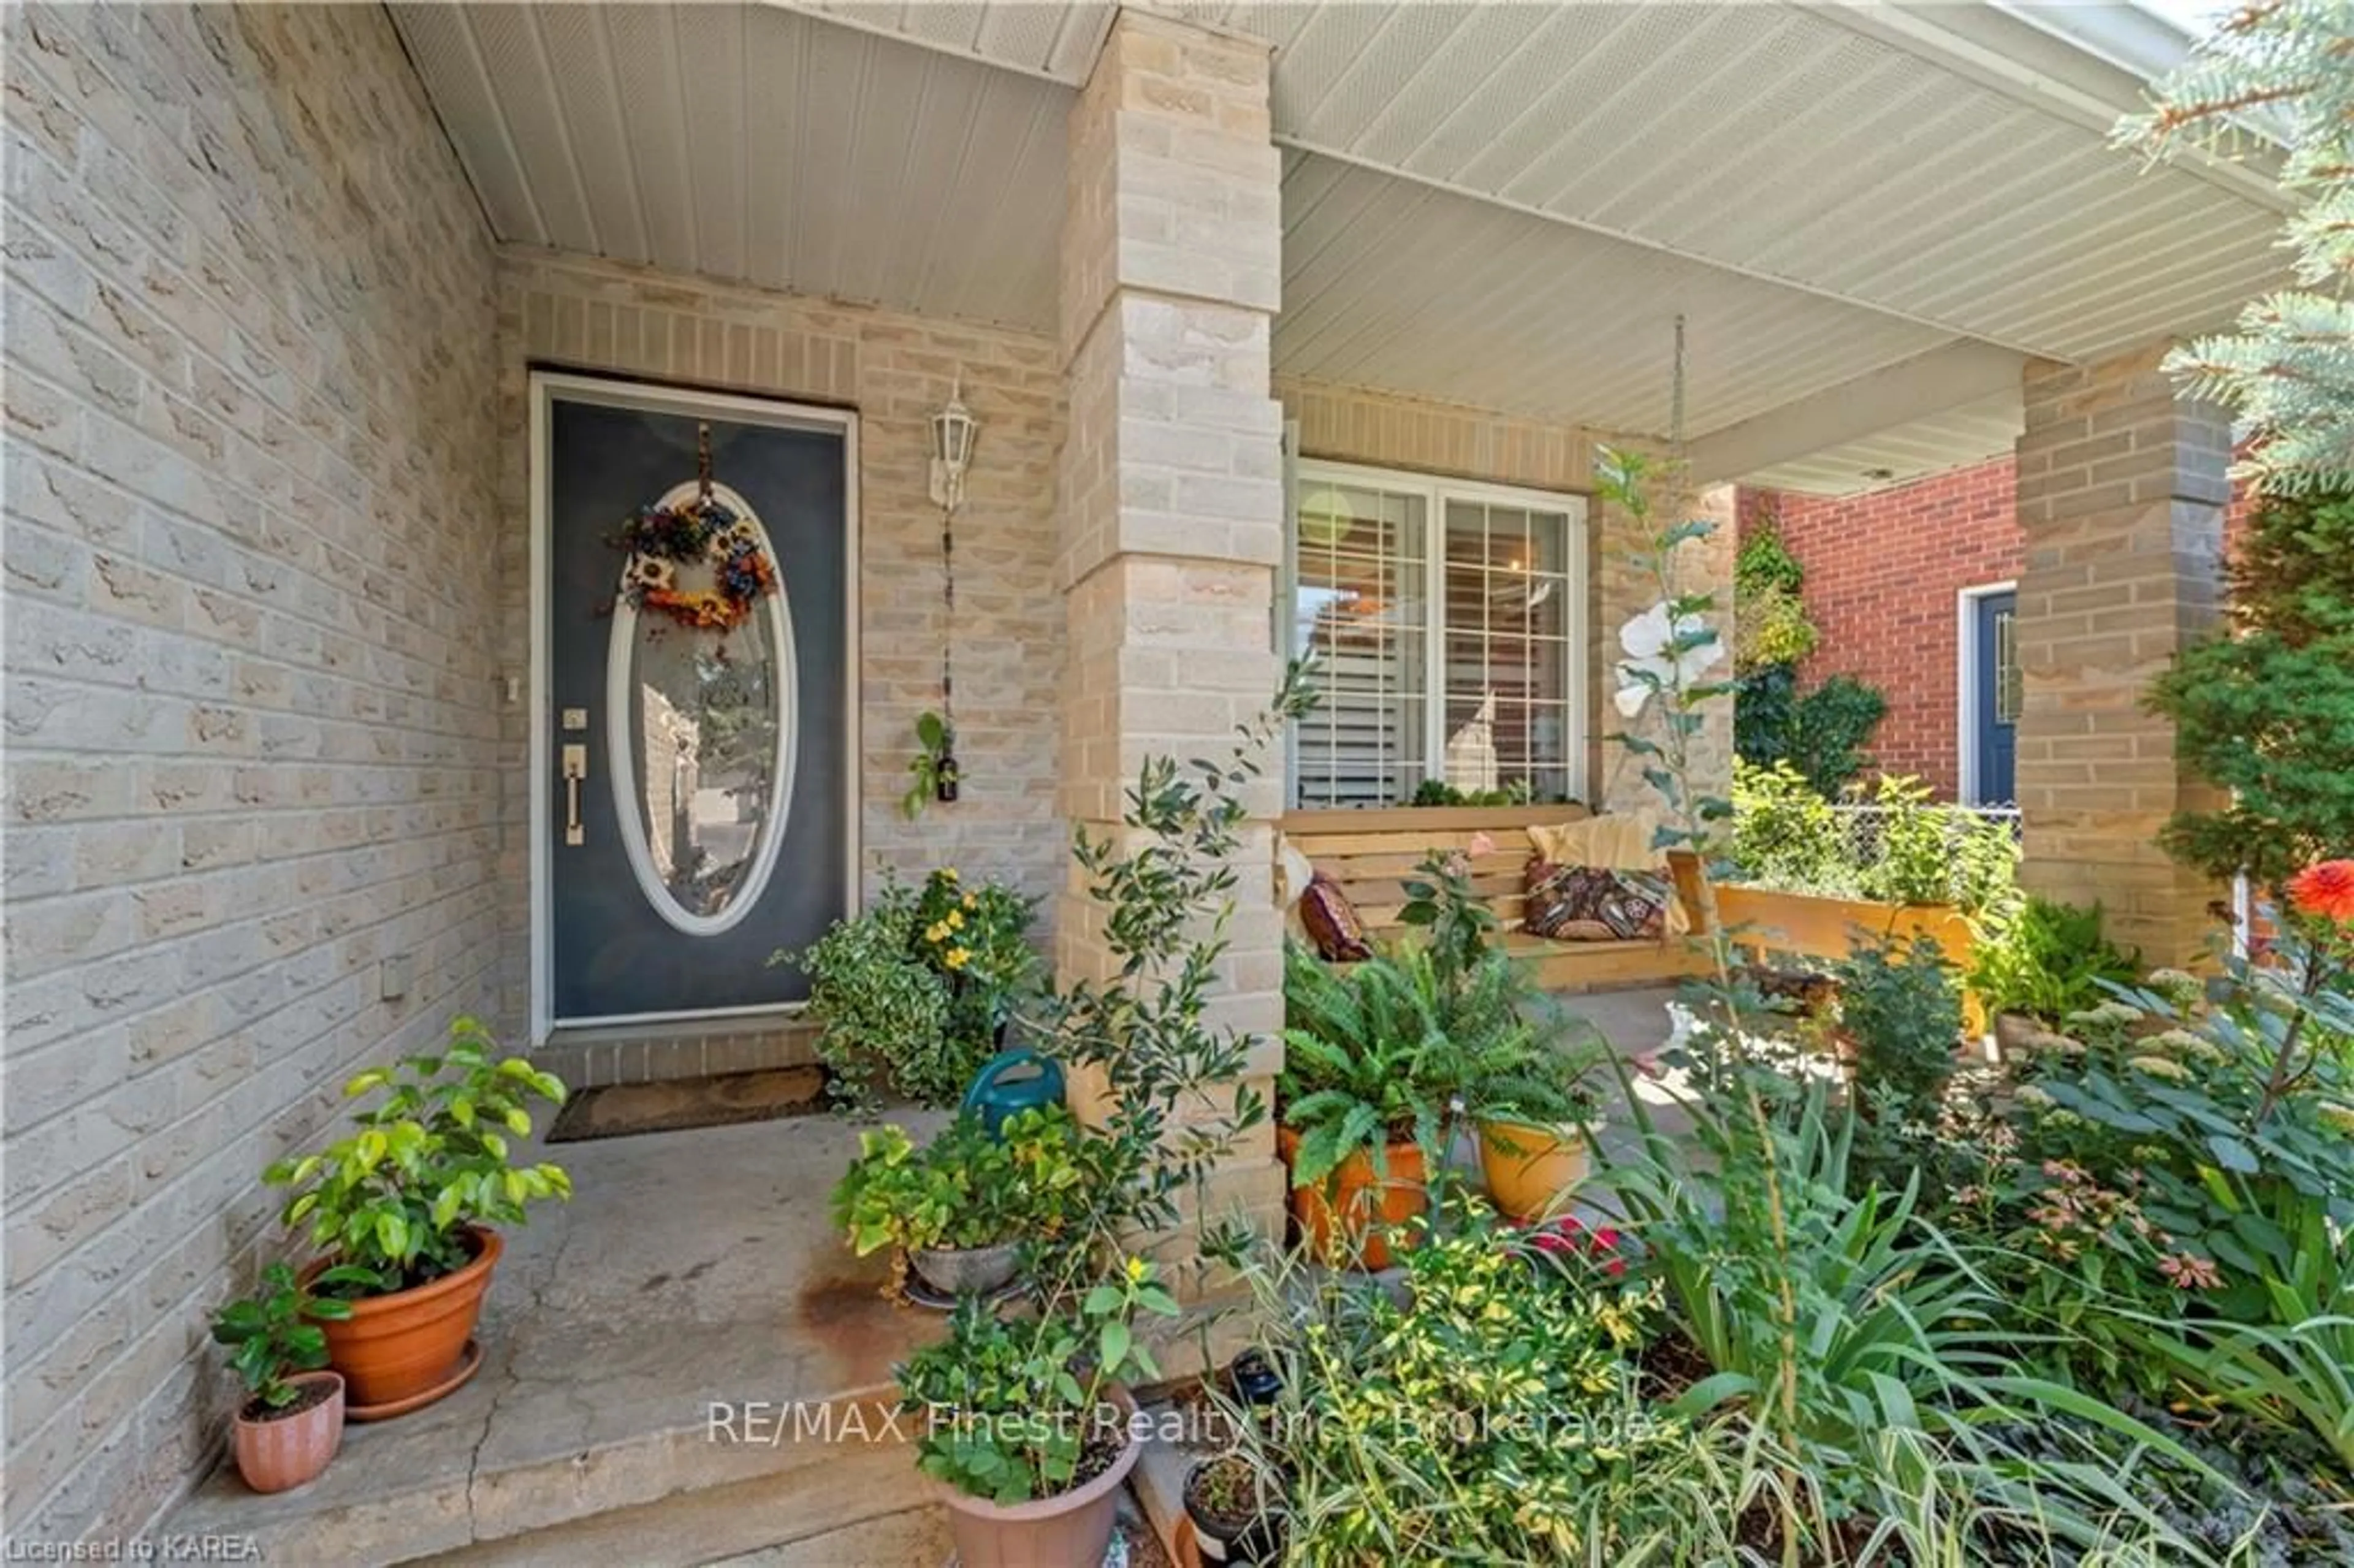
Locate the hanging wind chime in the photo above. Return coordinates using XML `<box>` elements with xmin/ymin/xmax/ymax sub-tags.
<box><xmin>612</xmin><ymin>423</ymin><xmax>777</xmax><ymax>637</ymax></box>
<box><xmin>925</xmin><ymin>381</ymin><xmax>980</xmax><ymax>805</ymax></box>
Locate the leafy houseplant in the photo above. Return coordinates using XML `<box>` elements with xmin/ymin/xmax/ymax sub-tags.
<box><xmin>829</xmin><ymin>1105</ymin><xmax>1106</xmax><ymax>1301</ymax></box>
<box><xmin>780</xmin><ymin>867</ymin><xmax>1037</xmax><ymax>1111</ymax></box>
<box><xmin>211</xmin><ymin>1262</ymin><xmax>351</xmax><ymax>1493</ymax></box>
<box><xmin>262</xmin><ymin>1017</ymin><xmax>569</xmax><ymax>1412</ymax></box>
<box><xmin>901</xmin><ymin>1260</ymin><xmax>1178</xmax><ymax>1565</ymax></box>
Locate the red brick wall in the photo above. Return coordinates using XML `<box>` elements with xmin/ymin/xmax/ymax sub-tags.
<box><xmin>1738</xmin><ymin>460</ymin><xmax>2024</xmax><ymax>801</ymax></box>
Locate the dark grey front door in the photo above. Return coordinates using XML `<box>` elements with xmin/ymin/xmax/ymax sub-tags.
<box><xmin>542</xmin><ymin>379</ymin><xmax>850</xmax><ymax>1027</ymax></box>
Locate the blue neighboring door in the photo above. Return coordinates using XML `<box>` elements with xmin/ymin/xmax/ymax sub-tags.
<box><xmin>1971</xmin><ymin>590</ymin><xmax>2018</xmax><ymax>805</ymax></box>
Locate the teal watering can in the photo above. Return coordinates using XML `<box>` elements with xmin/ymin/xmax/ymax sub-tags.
<box><xmin>961</xmin><ymin>1047</ymin><xmax>1065</xmax><ymax>1138</ymax></box>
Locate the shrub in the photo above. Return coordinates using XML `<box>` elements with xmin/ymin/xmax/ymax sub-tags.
<box><xmin>1727</xmin><ymin>763</ymin><xmax>2019</xmax><ymax>912</ymax></box>
<box><xmin>781</xmin><ymin>868</ymin><xmax>1037</xmax><ymax>1110</ymax></box>
<box><xmin>1729</xmin><ymin>759</ymin><xmax>1857</xmax><ymax>896</ymax></box>
<box><xmin>1966</xmin><ymin>896</ymin><xmax>2141</xmax><ymax>1024</ymax></box>
<box><xmin>1734</xmin><ymin>510</ymin><xmax>1818</xmax><ymax>672</ymax></box>
<box><xmin>1735</xmin><ymin>665</ymin><xmax>1887</xmax><ymax>796</ymax></box>
<box><xmin>2146</xmin><ymin>490</ymin><xmax>2354</xmax><ymax>889</ymax></box>
<box><xmin>1837</xmin><ymin>933</ymin><xmax>1964</xmax><ymax>1195</ymax></box>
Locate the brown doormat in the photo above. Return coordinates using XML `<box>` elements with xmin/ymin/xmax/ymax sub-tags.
<box><xmin>546</xmin><ymin>1065</ymin><xmax>830</xmax><ymax>1143</ymax></box>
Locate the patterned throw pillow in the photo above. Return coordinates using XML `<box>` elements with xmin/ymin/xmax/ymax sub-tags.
<box><xmin>1298</xmin><ymin>870</ymin><xmax>1373</xmax><ymax>962</ymax></box>
<box><xmin>1524</xmin><ymin>861</ymin><xmax>1672</xmax><ymax>942</ymax></box>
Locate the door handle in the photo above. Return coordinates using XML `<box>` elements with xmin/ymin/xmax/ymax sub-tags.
<box><xmin>562</xmin><ymin>744</ymin><xmax>587</xmax><ymax>845</ymax></box>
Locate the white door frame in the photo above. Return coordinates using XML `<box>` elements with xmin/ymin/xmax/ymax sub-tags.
<box><xmin>528</xmin><ymin>371</ymin><xmax>861</xmax><ymax>1046</ymax></box>
<box><xmin>1955</xmin><ymin>579</ymin><xmax>2017</xmax><ymax>807</ymax></box>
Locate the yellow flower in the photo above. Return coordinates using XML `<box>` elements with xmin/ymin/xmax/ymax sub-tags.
<box><xmin>962</xmin><ymin>892</ymin><xmax>977</xmax><ymax>910</ymax></box>
<box><xmin>944</xmin><ymin>947</ymin><xmax>970</xmax><ymax>970</ymax></box>
<box><xmin>946</xmin><ymin>910</ymin><xmax>965</xmax><ymax>930</ymax></box>
<box><xmin>1125</xmin><ymin>1255</ymin><xmax>1148</xmax><ymax>1282</ymax></box>
<box><xmin>940</xmin><ymin>867</ymin><xmax>960</xmax><ymax>882</ymax></box>
<box><xmin>924</xmin><ymin>923</ymin><xmax>948</xmax><ymax>943</ymax></box>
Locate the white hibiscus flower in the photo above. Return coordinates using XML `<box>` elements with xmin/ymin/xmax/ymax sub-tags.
<box><xmin>1612</xmin><ymin>603</ymin><xmax>1724</xmax><ymax>717</ymax></box>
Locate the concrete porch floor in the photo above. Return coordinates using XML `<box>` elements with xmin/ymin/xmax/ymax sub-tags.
<box><xmin>163</xmin><ymin>1110</ymin><xmax>953</xmax><ymax>1565</ymax></box>
<box><xmin>160</xmin><ymin>990</ymin><xmax>1683</xmax><ymax>1566</ymax></box>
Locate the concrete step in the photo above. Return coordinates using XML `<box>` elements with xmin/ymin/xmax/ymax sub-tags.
<box><xmin>417</xmin><ymin>1453</ymin><xmax>949</xmax><ymax>1567</ymax></box>
<box><xmin>157</xmin><ymin>1119</ymin><xmax>947</xmax><ymax>1564</ymax></box>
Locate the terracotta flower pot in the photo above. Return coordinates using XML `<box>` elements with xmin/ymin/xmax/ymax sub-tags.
<box><xmin>232</xmin><ymin>1371</ymin><xmax>345</xmax><ymax>1494</ymax></box>
<box><xmin>938</xmin><ymin>1387</ymin><xmax>1140</xmax><ymax>1568</ymax></box>
<box><xmin>911</xmin><ymin>1240</ymin><xmax>1019</xmax><ymax>1299</ymax></box>
<box><xmin>1277</xmin><ymin>1127</ymin><xmax>1428</xmax><ymax>1271</ymax></box>
<box><xmin>1477</xmin><ymin>1117</ymin><xmax>1593</xmax><ymax>1222</ymax></box>
<box><xmin>303</xmin><ymin>1225</ymin><xmax>501</xmax><ymax>1414</ymax></box>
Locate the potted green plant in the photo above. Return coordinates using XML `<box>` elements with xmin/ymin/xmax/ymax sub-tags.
<box><xmin>262</xmin><ymin>1016</ymin><xmax>569</xmax><ymax>1417</ymax></box>
<box><xmin>899</xmin><ymin>1258</ymin><xmax>1176</xmax><ymax>1567</ymax></box>
<box><xmin>1276</xmin><ymin>940</ymin><xmax>1453</xmax><ymax>1268</ymax></box>
<box><xmin>831</xmin><ymin>1105</ymin><xmax>1102</xmax><ymax>1302</ymax></box>
<box><xmin>210</xmin><ymin>1262</ymin><xmax>352</xmax><ymax>1493</ymax></box>
<box><xmin>1183</xmin><ymin>1451</ymin><xmax>1286</xmax><ymax>1565</ymax></box>
<box><xmin>778</xmin><ymin>868</ymin><xmax>1038</xmax><ymax>1111</ymax></box>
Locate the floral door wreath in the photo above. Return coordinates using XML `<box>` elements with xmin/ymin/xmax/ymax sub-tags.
<box><xmin>612</xmin><ymin>423</ymin><xmax>778</xmax><ymax>633</ymax></box>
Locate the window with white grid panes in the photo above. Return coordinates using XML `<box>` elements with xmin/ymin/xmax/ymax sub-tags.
<box><xmin>1289</xmin><ymin>463</ymin><xmax>1583</xmax><ymax>808</ymax></box>
<box><xmin>1290</xmin><ymin>479</ymin><xmax>1428</xmax><ymax>807</ymax></box>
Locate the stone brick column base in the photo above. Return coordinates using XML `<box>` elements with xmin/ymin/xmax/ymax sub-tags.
<box><xmin>1055</xmin><ymin>11</ymin><xmax>1288</xmax><ymax>1328</ymax></box>
<box><xmin>2013</xmin><ymin>346</ymin><xmax>2230</xmax><ymax>963</ymax></box>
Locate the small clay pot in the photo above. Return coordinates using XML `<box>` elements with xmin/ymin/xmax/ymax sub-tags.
<box><xmin>910</xmin><ymin>1240</ymin><xmax>1019</xmax><ymax>1299</ymax></box>
<box><xmin>232</xmin><ymin>1371</ymin><xmax>345</xmax><ymax>1494</ymax></box>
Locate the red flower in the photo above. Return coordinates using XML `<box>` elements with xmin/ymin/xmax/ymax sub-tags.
<box><xmin>2288</xmin><ymin>860</ymin><xmax>2354</xmax><ymax>924</ymax></box>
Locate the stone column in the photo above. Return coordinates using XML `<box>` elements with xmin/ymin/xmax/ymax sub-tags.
<box><xmin>1056</xmin><ymin>13</ymin><xmax>1287</xmax><ymax>1298</ymax></box>
<box><xmin>2013</xmin><ymin>345</ymin><xmax>2231</xmax><ymax>962</ymax></box>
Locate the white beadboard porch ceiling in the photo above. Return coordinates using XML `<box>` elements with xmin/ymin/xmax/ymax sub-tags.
<box><xmin>392</xmin><ymin>1</ymin><xmax>2288</xmax><ymax>492</ymax></box>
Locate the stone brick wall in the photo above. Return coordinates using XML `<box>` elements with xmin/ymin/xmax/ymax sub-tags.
<box><xmin>1277</xmin><ymin>379</ymin><xmax>1734</xmax><ymax>814</ymax></box>
<box><xmin>1739</xmin><ymin>460</ymin><xmax>2025</xmax><ymax>799</ymax></box>
<box><xmin>4</xmin><ymin>4</ymin><xmax>502</xmax><ymax>1540</ymax></box>
<box><xmin>494</xmin><ymin>253</ymin><xmax>1070</xmax><ymax>1032</ymax></box>
<box><xmin>2014</xmin><ymin>348</ymin><xmax>2230</xmax><ymax>961</ymax></box>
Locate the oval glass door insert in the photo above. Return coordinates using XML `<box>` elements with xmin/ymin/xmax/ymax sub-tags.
<box><xmin>606</xmin><ymin>482</ymin><xmax>798</xmax><ymax>936</ymax></box>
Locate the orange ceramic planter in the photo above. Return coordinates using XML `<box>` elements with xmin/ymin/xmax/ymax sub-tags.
<box><xmin>303</xmin><ymin>1226</ymin><xmax>501</xmax><ymax>1414</ymax></box>
<box><xmin>1477</xmin><ymin>1119</ymin><xmax>1593</xmax><ymax>1222</ymax></box>
<box><xmin>1277</xmin><ymin>1127</ymin><xmax>1428</xmax><ymax>1271</ymax></box>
